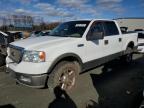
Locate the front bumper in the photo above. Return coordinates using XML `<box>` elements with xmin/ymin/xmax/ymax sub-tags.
<box><xmin>6</xmin><ymin>68</ymin><xmax>48</xmax><ymax>88</ymax></box>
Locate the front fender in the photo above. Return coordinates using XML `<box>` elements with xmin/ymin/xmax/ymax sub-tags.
<box><xmin>47</xmin><ymin>53</ymin><xmax>83</xmax><ymax>74</ymax></box>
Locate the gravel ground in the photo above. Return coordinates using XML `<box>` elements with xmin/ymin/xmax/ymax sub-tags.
<box><xmin>0</xmin><ymin>54</ymin><xmax>144</xmax><ymax>108</ymax></box>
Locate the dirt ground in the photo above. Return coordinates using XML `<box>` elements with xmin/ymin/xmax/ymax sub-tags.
<box><xmin>0</xmin><ymin>54</ymin><xmax>144</xmax><ymax>108</ymax></box>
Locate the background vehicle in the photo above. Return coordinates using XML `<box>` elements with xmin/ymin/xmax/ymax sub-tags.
<box><xmin>42</xmin><ymin>30</ymin><xmax>51</xmax><ymax>36</ymax></box>
<box><xmin>0</xmin><ymin>31</ymin><xmax>14</xmax><ymax>66</ymax></box>
<box><xmin>30</xmin><ymin>31</ymin><xmax>46</xmax><ymax>37</ymax></box>
<box><xmin>135</xmin><ymin>30</ymin><xmax>144</xmax><ymax>53</ymax></box>
<box><xmin>29</xmin><ymin>30</ymin><xmax>51</xmax><ymax>38</ymax></box>
<box><xmin>6</xmin><ymin>19</ymin><xmax>138</xmax><ymax>92</ymax></box>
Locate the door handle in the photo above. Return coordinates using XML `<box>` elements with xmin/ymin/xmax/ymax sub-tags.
<box><xmin>104</xmin><ymin>40</ymin><xmax>108</xmax><ymax>45</ymax></box>
<box><xmin>119</xmin><ymin>38</ymin><xmax>122</xmax><ymax>42</ymax></box>
<box><xmin>77</xmin><ymin>44</ymin><xmax>84</xmax><ymax>47</ymax></box>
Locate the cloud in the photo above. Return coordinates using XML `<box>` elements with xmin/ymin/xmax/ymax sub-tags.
<box><xmin>97</xmin><ymin>0</ymin><xmax>122</xmax><ymax>4</ymax></box>
<box><xmin>21</xmin><ymin>0</ymin><xmax>39</xmax><ymax>2</ymax></box>
<box><xmin>15</xmin><ymin>9</ymin><xmax>28</xmax><ymax>13</ymax></box>
<box><xmin>58</xmin><ymin>0</ymin><xmax>88</xmax><ymax>9</ymax></box>
<box><xmin>96</xmin><ymin>0</ymin><xmax>124</xmax><ymax>13</ymax></box>
<box><xmin>14</xmin><ymin>8</ymin><xmax>38</xmax><ymax>16</ymax></box>
<box><xmin>58</xmin><ymin>0</ymin><xmax>99</xmax><ymax>16</ymax></box>
<box><xmin>140</xmin><ymin>0</ymin><xmax>144</xmax><ymax>7</ymax></box>
<box><xmin>0</xmin><ymin>0</ymin><xmax>126</xmax><ymax>22</ymax></box>
<box><xmin>34</xmin><ymin>3</ymin><xmax>74</xmax><ymax>17</ymax></box>
<box><xmin>0</xmin><ymin>11</ymin><xmax>10</xmax><ymax>16</ymax></box>
<box><xmin>11</xmin><ymin>0</ymin><xmax>39</xmax><ymax>4</ymax></box>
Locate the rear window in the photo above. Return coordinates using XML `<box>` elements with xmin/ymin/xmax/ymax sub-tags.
<box><xmin>104</xmin><ymin>21</ymin><xmax>119</xmax><ymax>36</ymax></box>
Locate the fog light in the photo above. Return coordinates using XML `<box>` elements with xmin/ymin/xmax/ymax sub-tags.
<box><xmin>20</xmin><ymin>76</ymin><xmax>31</xmax><ymax>83</ymax></box>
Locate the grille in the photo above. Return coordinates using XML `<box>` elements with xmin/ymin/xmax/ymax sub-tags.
<box><xmin>9</xmin><ymin>45</ymin><xmax>24</xmax><ymax>63</ymax></box>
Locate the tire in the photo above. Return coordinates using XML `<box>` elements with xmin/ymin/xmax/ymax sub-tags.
<box><xmin>0</xmin><ymin>54</ymin><xmax>5</xmax><ymax>66</ymax></box>
<box><xmin>48</xmin><ymin>61</ymin><xmax>81</xmax><ymax>91</ymax></box>
<box><xmin>121</xmin><ymin>47</ymin><xmax>133</xmax><ymax>64</ymax></box>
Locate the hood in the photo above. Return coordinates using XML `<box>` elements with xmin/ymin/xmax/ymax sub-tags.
<box><xmin>10</xmin><ymin>36</ymin><xmax>74</xmax><ymax>50</ymax></box>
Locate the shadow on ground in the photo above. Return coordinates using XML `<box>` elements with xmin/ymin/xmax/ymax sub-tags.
<box><xmin>47</xmin><ymin>55</ymin><xmax>144</xmax><ymax>108</ymax></box>
<box><xmin>48</xmin><ymin>86</ymin><xmax>77</xmax><ymax>108</ymax></box>
<box><xmin>90</xmin><ymin>56</ymin><xmax>144</xmax><ymax>108</ymax></box>
<box><xmin>0</xmin><ymin>104</ymin><xmax>15</xmax><ymax>108</ymax></box>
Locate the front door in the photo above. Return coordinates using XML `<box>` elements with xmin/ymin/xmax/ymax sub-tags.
<box><xmin>85</xmin><ymin>21</ymin><xmax>105</xmax><ymax>62</ymax></box>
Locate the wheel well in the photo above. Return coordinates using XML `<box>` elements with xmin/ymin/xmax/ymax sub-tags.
<box><xmin>58</xmin><ymin>56</ymin><xmax>80</xmax><ymax>63</ymax></box>
<box><xmin>48</xmin><ymin>55</ymin><xmax>82</xmax><ymax>74</ymax></box>
<box><xmin>127</xmin><ymin>41</ymin><xmax>134</xmax><ymax>49</ymax></box>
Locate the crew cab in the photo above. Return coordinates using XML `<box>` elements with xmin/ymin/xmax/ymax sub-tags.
<box><xmin>6</xmin><ymin>19</ymin><xmax>138</xmax><ymax>91</ymax></box>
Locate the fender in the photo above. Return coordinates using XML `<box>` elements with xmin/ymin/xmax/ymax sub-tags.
<box><xmin>124</xmin><ymin>41</ymin><xmax>134</xmax><ymax>50</ymax></box>
<box><xmin>47</xmin><ymin>53</ymin><xmax>83</xmax><ymax>74</ymax></box>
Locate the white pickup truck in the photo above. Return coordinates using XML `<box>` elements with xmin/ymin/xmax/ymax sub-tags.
<box><xmin>6</xmin><ymin>19</ymin><xmax>138</xmax><ymax>91</ymax></box>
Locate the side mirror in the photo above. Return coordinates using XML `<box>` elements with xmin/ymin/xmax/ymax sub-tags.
<box><xmin>87</xmin><ymin>32</ymin><xmax>104</xmax><ymax>40</ymax></box>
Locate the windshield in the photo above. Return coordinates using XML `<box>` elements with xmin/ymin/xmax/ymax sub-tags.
<box><xmin>49</xmin><ymin>21</ymin><xmax>90</xmax><ymax>38</ymax></box>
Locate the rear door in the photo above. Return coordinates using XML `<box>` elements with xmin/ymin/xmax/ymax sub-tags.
<box><xmin>102</xmin><ymin>21</ymin><xmax>122</xmax><ymax>56</ymax></box>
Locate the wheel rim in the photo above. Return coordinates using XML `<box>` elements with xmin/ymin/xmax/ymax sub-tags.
<box><xmin>59</xmin><ymin>68</ymin><xmax>76</xmax><ymax>90</ymax></box>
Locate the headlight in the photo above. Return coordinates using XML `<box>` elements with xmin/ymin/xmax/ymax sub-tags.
<box><xmin>22</xmin><ymin>50</ymin><xmax>45</xmax><ymax>63</ymax></box>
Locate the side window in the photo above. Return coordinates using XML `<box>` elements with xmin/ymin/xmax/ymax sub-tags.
<box><xmin>87</xmin><ymin>22</ymin><xmax>104</xmax><ymax>39</ymax></box>
<box><xmin>91</xmin><ymin>22</ymin><xmax>104</xmax><ymax>33</ymax></box>
<box><xmin>104</xmin><ymin>21</ymin><xmax>119</xmax><ymax>36</ymax></box>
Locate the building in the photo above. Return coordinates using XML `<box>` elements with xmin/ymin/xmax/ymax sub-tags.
<box><xmin>116</xmin><ymin>18</ymin><xmax>144</xmax><ymax>31</ymax></box>
<box><xmin>0</xmin><ymin>15</ymin><xmax>43</xmax><ymax>31</ymax></box>
<box><xmin>11</xmin><ymin>15</ymin><xmax>33</xmax><ymax>28</ymax></box>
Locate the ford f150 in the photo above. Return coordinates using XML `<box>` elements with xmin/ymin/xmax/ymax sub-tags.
<box><xmin>6</xmin><ymin>19</ymin><xmax>138</xmax><ymax>91</ymax></box>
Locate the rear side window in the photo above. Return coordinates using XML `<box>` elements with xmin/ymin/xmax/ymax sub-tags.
<box><xmin>104</xmin><ymin>21</ymin><xmax>119</xmax><ymax>36</ymax></box>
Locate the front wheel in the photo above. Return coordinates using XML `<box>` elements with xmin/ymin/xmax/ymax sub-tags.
<box><xmin>48</xmin><ymin>61</ymin><xmax>81</xmax><ymax>91</ymax></box>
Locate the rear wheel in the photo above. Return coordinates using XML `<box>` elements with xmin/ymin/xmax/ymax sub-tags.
<box><xmin>121</xmin><ymin>47</ymin><xmax>133</xmax><ymax>63</ymax></box>
<box><xmin>125</xmin><ymin>53</ymin><xmax>133</xmax><ymax>63</ymax></box>
<box><xmin>48</xmin><ymin>61</ymin><xmax>81</xmax><ymax>91</ymax></box>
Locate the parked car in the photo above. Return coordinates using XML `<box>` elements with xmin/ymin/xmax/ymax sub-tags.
<box><xmin>42</xmin><ymin>30</ymin><xmax>51</xmax><ymax>36</ymax></box>
<box><xmin>0</xmin><ymin>31</ymin><xmax>14</xmax><ymax>66</ymax></box>
<box><xmin>135</xmin><ymin>30</ymin><xmax>144</xmax><ymax>53</ymax></box>
<box><xmin>6</xmin><ymin>19</ymin><xmax>138</xmax><ymax>94</ymax></box>
<box><xmin>30</xmin><ymin>31</ymin><xmax>44</xmax><ymax>37</ymax></box>
<box><xmin>29</xmin><ymin>30</ymin><xmax>51</xmax><ymax>38</ymax></box>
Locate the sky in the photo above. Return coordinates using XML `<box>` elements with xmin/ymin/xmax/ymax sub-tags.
<box><xmin>0</xmin><ymin>0</ymin><xmax>144</xmax><ymax>22</ymax></box>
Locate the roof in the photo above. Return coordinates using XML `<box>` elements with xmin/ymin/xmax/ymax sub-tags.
<box><xmin>65</xmin><ymin>19</ymin><xmax>114</xmax><ymax>22</ymax></box>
